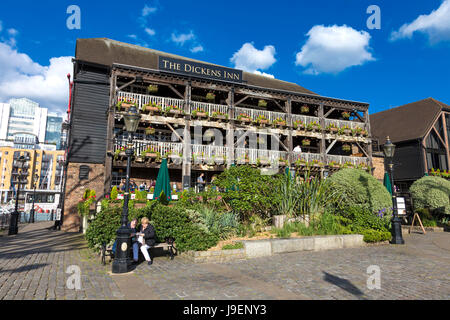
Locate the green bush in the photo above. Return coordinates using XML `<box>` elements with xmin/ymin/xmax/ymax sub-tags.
<box><xmin>85</xmin><ymin>206</ymin><xmax>122</xmax><ymax>250</ymax></box>
<box><xmin>222</xmin><ymin>242</ymin><xmax>244</xmax><ymax>250</ymax></box>
<box><xmin>326</xmin><ymin>168</ymin><xmax>392</xmax><ymax>214</ymax></box>
<box><xmin>356</xmin><ymin>228</ymin><xmax>391</xmax><ymax>243</ymax></box>
<box><xmin>213</xmin><ymin>165</ymin><xmax>283</xmax><ymax>221</ymax></box>
<box><xmin>151</xmin><ymin>204</ymin><xmax>219</xmax><ymax>252</ymax></box>
<box><xmin>410</xmin><ymin>176</ymin><xmax>450</xmax><ymax>216</ymax></box>
<box><xmin>110</xmin><ymin>186</ymin><xmax>118</xmax><ymax>200</ymax></box>
<box><xmin>337</xmin><ymin>206</ymin><xmax>391</xmax><ymax>231</ymax></box>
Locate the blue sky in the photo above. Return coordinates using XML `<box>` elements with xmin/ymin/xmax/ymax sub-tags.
<box><xmin>0</xmin><ymin>0</ymin><xmax>449</xmax><ymax>115</ymax></box>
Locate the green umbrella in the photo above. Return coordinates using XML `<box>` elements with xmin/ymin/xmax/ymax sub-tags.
<box><xmin>153</xmin><ymin>158</ymin><xmax>171</xmax><ymax>202</ymax></box>
<box><xmin>383</xmin><ymin>172</ymin><xmax>392</xmax><ymax>195</ymax></box>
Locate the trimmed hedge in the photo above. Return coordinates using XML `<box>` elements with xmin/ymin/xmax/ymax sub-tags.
<box><xmin>327</xmin><ymin>168</ymin><xmax>392</xmax><ymax>214</ymax></box>
<box><xmin>410</xmin><ymin>176</ymin><xmax>450</xmax><ymax>216</ymax></box>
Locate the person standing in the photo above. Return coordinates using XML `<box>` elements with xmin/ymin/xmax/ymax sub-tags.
<box><xmin>197</xmin><ymin>173</ymin><xmax>206</xmax><ymax>192</ymax></box>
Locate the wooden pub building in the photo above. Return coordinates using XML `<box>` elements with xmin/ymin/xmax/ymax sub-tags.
<box><xmin>63</xmin><ymin>38</ymin><xmax>373</xmax><ymax>231</ymax></box>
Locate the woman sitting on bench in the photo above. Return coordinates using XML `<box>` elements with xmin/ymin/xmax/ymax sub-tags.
<box><xmin>137</xmin><ymin>217</ymin><xmax>156</xmax><ymax>265</ymax></box>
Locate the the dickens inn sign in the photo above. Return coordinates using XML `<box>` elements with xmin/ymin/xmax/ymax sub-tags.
<box><xmin>158</xmin><ymin>56</ymin><xmax>243</xmax><ymax>83</ymax></box>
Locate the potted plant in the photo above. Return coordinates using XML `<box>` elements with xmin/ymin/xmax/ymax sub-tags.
<box><xmin>114</xmin><ymin>146</ymin><xmax>127</xmax><ymax>160</ymax></box>
<box><xmin>328</xmin><ymin>161</ymin><xmax>340</xmax><ymax>169</ymax></box>
<box><xmin>255</xmin><ymin>114</ymin><xmax>269</xmax><ymax>126</ymax></box>
<box><xmin>166</xmin><ymin>104</ymin><xmax>183</xmax><ymax>117</ymax></box>
<box><xmin>142</xmin><ymin>146</ymin><xmax>159</xmax><ymax>159</ymax></box>
<box><xmin>144</xmin><ymin>102</ymin><xmax>162</xmax><ymax>114</ymax></box>
<box><xmin>145</xmin><ymin>127</ymin><xmax>155</xmax><ymax>135</ymax></box>
<box><xmin>338</xmin><ymin>125</ymin><xmax>352</xmax><ymax>136</ymax></box>
<box><xmin>192</xmin><ymin>108</ymin><xmax>208</xmax><ymax>118</ymax></box>
<box><xmin>293</xmin><ymin>120</ymin><xmax>304</xmax><ymax>130</ymax></box>
<box><xmin>278</xmin><ymin>158</ymin><xmax>287</xmax><ymax>166</ymax></box>
<box><xmin>273</xmin><ymin>117</ymin><xmax>286</xmax><ymax>127</ymax></box>
<box><xmin>147</xmin><ymin>84</ymin><xmax>158</xmax><ymax>94</ymax></box>
<box><xmin>311</xmin><ymin>160</ymin><xmax>324</xmax><ymax>168</ymax></box>
<box><xmin>326</xmin><ymin>123</ymin><xmax>339</xmax><ymax>133</ymax></box>
<box><xmin>295</xmin><ymin>159</ymin><xmax>307</xmax><ymax>167</ymax></box>
<box><xmin>206</xmin><ymin>92</ymin><xmax>216</xmax><ymax>102</ymax></box>
<box><xmin>237</xmin><ymin>113</ymin><xmax>251</xmax><ymax>123</ymax></box>
<box><xmin>211</xmin><ymin>111</ymin><xmax>228</xmax><ymax>121</ymax></box>
<box><xmin>307</xmin><ymin>121</ymin><xmax>321</xmax><ymax>132</ymax></box>
<box><xmin>259</xmin><ymin>157</ymin><xmax>269</xmax><ymax>165</ymax></box>
<box><xmin>117</xmin><ymin>98</ymin><xmax>137</xmax><ymax>112</ymax></box>
<box><xmin>301</xmin><ymin>105</ymin><xmax>309</xmax><ymax>114</ymax></box>
<box><xmin>342</xmin><ymin>144</ymin><xmax>351</xmax><ymax>152</ymax></box>
<box><xmin>302</xmin><ymin>139</ymin><xmax>311</xmax><ymax>146</ymax></box>
<box><xmin>342</xmin><ymin>111</ymin><xmax>351</xmax><ymax>119</ymax></box>
<box><xmin>258</xmin><ymin>99</ymin><xmax>267</xmax><ymax>108</ymax></box>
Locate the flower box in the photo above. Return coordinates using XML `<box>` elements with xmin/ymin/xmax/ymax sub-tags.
<box><xmin>239</xmin><ymin>117</ymin><xmax>251</xmax><ymax>123</ymax></box>
<box><xmin>258</xmin><ymin>119</ymin><xmax>269</xmax><ymax>125</ymax></box>
<box><xmin>145</xmin><ymin>152</ymin><xmax>158</xmax><ymax>158</ymax></box>
<box><xmin>344</xmin><ymin>129</ymin><xmax>352</xmax><ymax>135</ymax></box>
<box><xmin>302</xmin><ymin>139</ymin><xmax>311</xmax><ymax>146</ymax></box>
<box><xmin>194</xmin><ymin>111</ymin><xmax>208</xmax><ymax>118</ymax></box>
<box><xmin>146</xmin><ymin>105</ymin><xmax>161</xmax><ymax>113</ymax></box>
<box><xmin>329</xmin><ymin>127</ymin><xmax>338</xmax><ymax>133</ymax></box>
<box><xmin>301</xmin><ymin>105</ymin><xmax>309</xmax><ymax>113</ymax></box>
<box><xmin>168</xmin><ymin>109</ymin><xmax>183</xmax><ymax>116</ymax></box>
<box><xmin>145</xmin><ymin>128</ymin><xmax>155</xmax><ymax>135</ymax></box>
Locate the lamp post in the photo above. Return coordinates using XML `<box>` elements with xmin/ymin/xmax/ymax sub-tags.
<box><xmin>8</xmin><ymin>155</ymin><xmax>27</xmax><ymax>235</ymax></box>
<box><xmin>383</xmin><ymin>136</ymin><xmax>404</xmax><ymax>245</ymax></box>
<box><xmin>112</xmin><ymin>105</ymin><xmax>140</xmax><ymax>274</ymax></box>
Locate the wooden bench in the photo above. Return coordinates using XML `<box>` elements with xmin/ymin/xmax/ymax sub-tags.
<box><xmin>101</xmin><ymin>238</ymin><xmax>177</xmax><ymax>265</ymax></box>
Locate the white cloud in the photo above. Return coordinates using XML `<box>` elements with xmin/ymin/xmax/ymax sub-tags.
<box><xmin>0</xmin><ymin>21</ymin><xmax>3</xmax><ymax>33</ymax></box>
<box><xmin>190</xmin><ymin>45</ymin><xmax>204</xmax><ymax>53</ymax></box>
<box><xmin>7</xmin><ymin>28</ymin><xmax>18</xmax><ymax>37</ymax></box>
<box><xmin>253</xmin><ymin>70</ymin><xmax>275</xmax><ymax>79</ymax></box>
<box><xmin>230</xmin><ymin>42</ymin><xmax>276</xmax><ymax>74</ymax></box>
<box><xmin>142</xmin><ymin>4</ymin><xmax>157</xmax><ymax>17</ymax></box>
<box><xmin>144</xmin><ymin>28</ymin><xmax>156</xmax><ymax>36</ymax></box>
<box><xmin>0</xmin><ymin>42</ymin><xmax>73</xmax><ymax>114</ymax></box>
<box><xmin>295</xmin><ymin>25</ymin><xmax>374</xmax><ymax>75</ymax></box>
<box><xmin>127</xmin><ymin>34</ymin><xmax>137</xmax><ymax>40</ymax></box>
<box><xmin>171</xmin><ymin>31</ymin><xmax>195</xmax><ymax>46</ymax></box>
<box><xmin>390</xmin><ymin>0</ymin><xmax>450</xmax><ymax>43</ymax></box>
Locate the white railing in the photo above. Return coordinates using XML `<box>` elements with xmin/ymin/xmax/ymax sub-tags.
<box><xmin>117</xmin><ymin>91</ymin><xmax>185</xmax><ymax>113</ymax></box>
<box><xmin>291</xmin><ymin>152</ymin><xmax>322</xmax><ymax>163</ymax></box>
<box><xmin>114</xmin><ymin>139</ymin><xmax>183</xmax><ymax>157</ymax></box>
<box><xmin>235</xmin><ymin>107</ymin><xmax>288</xmax><ymax>123</ymax></box>
<box><xmin>324</xmin><ymin>119</ymin><xmax>365</xmax><ymax>130</ymax></box>
<box><xmin>326</xmin><ymin>155</ymin><xmax>369</xmax><ymax>166</ymax></box>
<box><xmin>190</xmin><ymin>101</ymin><xmax>229</xmax><ymax>117</ymax></box>
<box><xmin>292</xmin><ymin>114</ymin><xmax>320</xmax><ymax>127</ymax></box>
<box><xmin>235</xmin><ymin>148</ymin><xmax>288</xmax><ymax>164</ymax></box>
<box><xmin>191</xmin><ymin>144</ymin><xmax>228</xmax><ymax>165</ymax></box>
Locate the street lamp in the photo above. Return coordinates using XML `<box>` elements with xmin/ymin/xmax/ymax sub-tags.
<box><xmin>8</xmin><ymin>155</ymin><xmax>27</xmax><ymax>235</ymax></box>
<box><xmin>112</xmin><ymin>105</ymin><xmax>140</xmax><ymax>274</ymax></box>
<box><xmin>383</xmin><ymin>136</ymin><xmax>404</xmax><ymax>245</ymax></box>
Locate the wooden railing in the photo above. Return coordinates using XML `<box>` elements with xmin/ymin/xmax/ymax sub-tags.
<box><xmin>292</xmin><ymin>114</ymin><xmax>320</xmax><ymax>127</ymax></box>
<box><xmin>235</xmin><ymin>148</ymin><xmax>288</xmax><ymax>164</ymax></box>
<box><xmin>291</xmin><ymin>152</ymin><xmax>322</xmax><ymax>163</ymax></box>
<box><xmin>118</xmin><ymin>91</ymin><xmax>185</xmax><ymax>112</ymax></box>
<box><xmin>192</xmin><ymin>144</ymin><xmax>228</xmax><ymax>165</ymax></box>
<box><xmin>190</xmin><ymin>101</ymin><xmax>229</xmax><ymax>117</ymax></box>
<box><xmin>114</xmin><ymin>139</ymin><xmax>183</xmax><ymax>158</ymax></box>
<box><xmin>235</xmin><ymin>106</ymin><xmax>288</xmax><ymax>123</ymax></box>
<box><xmin>324</xmin><ymin>118</ymin><xmax>366</xmax><ymax>130</ymax></box>
<box><xmin>326</xmin><ymin>155</ymin><xmax>369</xmax><ymax>166</ymax></box>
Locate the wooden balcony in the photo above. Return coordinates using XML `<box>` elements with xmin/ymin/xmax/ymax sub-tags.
<box><xmin>235</xmin><ymin>106</ymin><xmax>288</xmax><ymax>124</ymax></box>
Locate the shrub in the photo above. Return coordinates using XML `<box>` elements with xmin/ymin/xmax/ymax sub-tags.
<box><xmin>337</xmin><ymin>206</ymin><xmax>391</xmax><ymax>232</ymax></box>
<box><xmin>213</xmin><ymin>165</ymin><xmax>283</xmax><ymax>220</ymax></box>
<box><xmin>222</xmin><ymin>242</ymin><xmax>244</xmax><ymax>250</ymax></box>
<box><xmin>151</xmin><ymin>204</ymin><xmax>219</xmax><ymax>252</ymax></box>
<box><xmin>326</xmin><ymin>168</ymin><xmax>392</xmax><ymax>214</ymax></box>
<box><xmin>110</xmin><ymin>186</ymin><xmax>118</xmax><ymax>200</ymax></box>
<box><xmin>410</xmin><ymin>176</ymin><xmax>450</xmax><ymax>216</ymax></box>
<box><xmin>356</xmin><ymin>228</ymin><xmax>391</xmax><ymax>243</ymax></box>
<box><xmin>85</xmin><ymin>206</ymin><xmax>122</xmax><ymax>250</ymax></box>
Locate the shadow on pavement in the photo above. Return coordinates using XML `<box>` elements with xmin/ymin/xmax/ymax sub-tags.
<box><xmin>322</xmin><ymin>271</ymin><xmax>365</xmax><ymax>298</ymax></box>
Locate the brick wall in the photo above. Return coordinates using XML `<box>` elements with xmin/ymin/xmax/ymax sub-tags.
<box><xmin>372</xmin><ymin>156</ymin><xmax>385</xmax><ymax>182</ymax></box>
<box><xmin>62</xmin><ymin>162</ymin><xmax>105</xmax><ymax>232</ymax></box>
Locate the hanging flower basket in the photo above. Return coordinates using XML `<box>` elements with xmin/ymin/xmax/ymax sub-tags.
<box><xmin>145</xmin><ymin>127</ymin><xmax>155</xmax><ymax>135</ymax></box>
<box><xmin>147</xmin><ymin>85</ymin><xmax>158</xmax><ymax>94</ymax></box>
<box><xmin>258</xmin><ymin>99</ymin><xmax>267</xmax><ymax>108</ymax></box>
<box><xmin>342</xmin><ymin>111</ymin><xmax>351</xmax><ymax>119</ymax></box>
<box><xmin>342</xmin><ymin>144</ymin><xmax>351</xmax><ymax>152</ymax></box>
<box><xmin>301</xmin><ymin>105</ymin><xmax>309</xmax><ymax>114</ymax></box>
<box><xmin>206</xmin><ymin>92</ymin><xmax>216</xmax><ymax>102</ymax></box>
<box><xmin>302</xmin><ymin>139</ymin><xmax>311</xmax><ymax>146</ymax></box>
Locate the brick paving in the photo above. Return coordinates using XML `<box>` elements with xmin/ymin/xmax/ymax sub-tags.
<box><xmin>0</xmin><ymin>222</ymin><xmax>449</xmax><ymax>300</ymax></box>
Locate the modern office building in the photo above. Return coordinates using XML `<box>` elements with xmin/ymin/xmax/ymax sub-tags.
<box><xmin>63</xmin><ymin>38</ymin><xmax>374</xmax><ymax>231</ymax></box>
<box><xmin>0</xmin><ymin>147</ymin><xmax>65</xmax><ymax>213</ymax></box>
<box><xmin>371</xmin><ymin>98</ymin><xmax>450</xmax><ymax>191</ymax></box>
<box><xmin>45</xmin><ymin>113</ymin><xmax>63</xmax><ymax>149</ymax></box>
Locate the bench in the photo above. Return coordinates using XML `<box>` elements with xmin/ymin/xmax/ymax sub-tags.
<box><xmin>101</xmin><ymin>238</ymin><xmax>177</xmax><ymax>265</ymax></box>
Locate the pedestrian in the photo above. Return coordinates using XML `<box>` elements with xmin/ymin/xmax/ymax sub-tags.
<box><xmin>197</xmin><ymin>173</ymin><xmax>205</xmax><ymax>192</ymax></box>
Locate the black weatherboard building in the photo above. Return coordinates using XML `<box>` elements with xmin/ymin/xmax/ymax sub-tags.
<box><xmin>370</xmin><ymin>98</ymin><xmax>450</xmax><ymax>192</ymax></box>
<box><xmin>63</xmin><ymin>38</ymin><xmax>373</xmax><ymax>231</ymax></box>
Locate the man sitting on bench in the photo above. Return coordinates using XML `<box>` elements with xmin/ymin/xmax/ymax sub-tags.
<box><xmin>137</xmin><ymin>217</ymin><xmax>156</xmax><ymax>266</ymax></box>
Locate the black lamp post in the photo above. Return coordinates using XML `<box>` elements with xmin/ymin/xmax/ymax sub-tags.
<box><xmin>112</xmin><ymin>105</ymin><xmax>140</xmax><ymax>274</ymax></box>
<box><xmin>9</xmin><ymin>155</ymin><xmax>27</xmax><ymax>235</ymax></box>
<box><xmin>29</xmin><ymin>173</ymin><xmax>39</xmax><ymax>223</ymax></box>
<box><xmin>383</xmin><ymin>136</ymin><xmax>404</xmax><ymax>245</ymax></box>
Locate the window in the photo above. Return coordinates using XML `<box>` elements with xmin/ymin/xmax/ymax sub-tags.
<box><xmin>79</xmin><ymin>165</ymin><xmax>90</xmax><ymax>180</ymax></box>
<box><xmin>425</xmin><ymin>128</ymin><xmax>448</xmax><ymax>171</ymax></box>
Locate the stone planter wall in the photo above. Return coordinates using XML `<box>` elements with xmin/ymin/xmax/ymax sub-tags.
<box><xmin>180</xmin><ymin>249</ymin><xmax>246</xmax><ymax>263</ymax></box>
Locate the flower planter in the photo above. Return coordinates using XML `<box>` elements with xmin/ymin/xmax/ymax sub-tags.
<box><xmin>213</xmin><ymin>114</ymin><xmax>228</xmax><ymax>121</ymax></box>
<box><xmin>145</xmin><ymin>153</ymin><xmax>158</xmax><ymax>158</ymax></box>
<box><xmin>344</xmin><ymin>129</ymin><xmax>352</xmax><ymax>135</ymax></box>
<box><xmin>302</xmin><ymin>141</ymin><xmax>311</xmax><ymax>147</ymax></box>
<box><xmin>145</xmin><ymin>128</ymin><xmax>155</xmax><ymax>135</ymax></box>
<box><xmin>259</xmin><ymin>159</ymin><xmax>269</xmax><ymax>166</ymax></box>
<box><xmin>146</xmin><ymin>105</ymin><xmax>161</xmax><ymax>113</ymax></box>
<box><xmin>135</xmin><ymin>156</ymin><xmax>145</xmax><ymax>163</ymax></box>
<box><xmin>329</xmin><ymin>127</ymin><xmax>338</xmax><ymax>134</ymax></box>
<box><xmin>194</xmin><ymin>112</ymin><xmax>208</xmax><ymax>118</ymax></box>
<box><xmin>239</xmin><ymin>117</ymin><xmax>251</xmax><ymax>123</ymax></box>
<box><xmin>168</xmin><ymin>109</ymin><xmax>183</xmax><ymax>116</ymax></box>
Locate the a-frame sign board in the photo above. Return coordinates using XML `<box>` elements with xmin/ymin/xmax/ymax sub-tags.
<box><xmin>409</xmin><ymin>213</ymin><xmax>426</xmax><ymax>234</ymax></box>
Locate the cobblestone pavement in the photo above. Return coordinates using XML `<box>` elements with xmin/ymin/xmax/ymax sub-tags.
<box><xmin>0</xmin><ymin>222</ymin><xmax>449</xmax><ymax>300</ymax></box>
